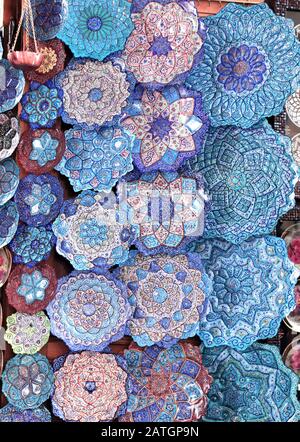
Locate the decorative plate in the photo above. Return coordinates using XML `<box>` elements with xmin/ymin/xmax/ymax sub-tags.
<box><xmin>6</xmin><ymin>263</ymin><xmax>57</xmax><ymax>314</ymax></box>
<box><xmin>185</xmin><ymin>4</ymin><xmax>300</xmax><ymax>128</ymax></box>
<box><xmin>52</xmin><ymin>190</ymin><xmax>136</xmax><ymax>270</ymax></box>
<box><xmin>0</xmin><ymin>112</ymin><xmax>20</xmax><ymax>161</ymax></box>
<box><xmin>291</xmin><ymin>134</ymin><xmax>300</xmax><ymax>169</ymax></box>
<box><xmin>121</xmin><ymin>85</ymin><xmax>209</xmax><ymax>172</ymax></box>
<box><xmin>282</xmin><ymin>224</ymin><xmax>300</xmax><ymax>268</ymax></box>
<box><xmin>47</xmin><ymin>270</ymin><xmax>131</xmax><ymax>352</ymax></box>
<box><xmin>55</xmin><ymin>57</ymin><xmax>135</xmax><ymax>129</ymax></box>
<box><xmin>117</xmin><ymin>252</ymin><xmax>211</xmax><ymax>347</ymax></box>
<box><xmin>0</xmin><ymin>404</ymin><xmax>51</xmax><ymax>422</ymax></box>
<box><xmin>187</xmin><ymin>236</ymin><xmax>299</xmax><ymax>350</ymax></box>
<box><xmin>57</xmin><ymin>0</ymin><xmax>133</xmax><ymax>61</ymax></box>
<box><xmin>9</xmin><ymin>225</ymin><xmax>55</xmax><ymax>267</ymax></box>
<box><xmin>16</xmin><ymin>128</ymin><xmax>65</xmax><ymax>174</ymax></box>
<box><xmin>55</xmin><ymin>126</ymin><xmax>134</xmax><ymax>193</ymax></box>
<box><xmin>0</xmin><ymin>201</ymin><xmax>19</xmax><ymax>248</ymax></box>
<box><xmin>14</xmin><ymin>174</ymin><xmax>64</xmax><ymax>226</ymax></box>
<box><xmin>2</xmin><ymin>354</ymin><xmax>54</xmax><ymax>410</ymax></box>
<box><xmin>0</xmin><ymin>60</ymin><xmax>25</xmax><ymax>113</ymax></box>
<box><xmin>282</xmin><ymin>338</ymin><xmax>300</xmax><ymax>376</ymax></box>
<box><xmin>202</xmin><ymin>343</ymin><xmax>300</xmax><ymax>422</ymax></box>
<box><xmin>118</xmin><ymin>170</ymin><xmax>208</xmax><ymax>255</ymax></box>
<box><xmin>286</xmin><ymin>89</ymin><xmax>300</xmax><ymax>128</ymax></box>
<box><xmin>183</xmin><ymin>121</ymin><xmax>297</xmax><ymax>244</ymax></box>
<box><xmin>119</xmin><ymin>342</ymin><xmax>212</xmax><ymax>422</ymax></box>
<box><xmin>24</xmin><ymin>0</ymin><xmax>68</xmax><ymax>41</ymax></box>
<box><xmin>284</xmin><ymin>284</ymin><xmax>300</xmax><ymax>333</ymax></box>
<box><xmin>20</xmin><ymin>80</ymin><xmax>63</xmax><ymax>129</ymax></box>
<box><xmin>123</xmin><ymin>0</ymin><xmax>205</xmax><ymax>89</ymax></box>
<box><xmin>26</xmin><ymin>38</ymin><xmax>66</xmax><ymax>83</ymax></box>
<box><xmin>0</xmin><ymin>158</ymin><xmax>19</xmax><ymax>207</ymax></box>
<box><xmin>4</xmin><ymin>311</ymin><xmax>50</xmax><ymax>354</ymax></box>
<box><xmin>0</xmin><ymin>248</ymin><xmax>12</xmax><ymax>288</ymax></box>
<box><xmin>52</xmin><ymin>352</ymin><xmax>128</xmax><ymax>422</ymax></box>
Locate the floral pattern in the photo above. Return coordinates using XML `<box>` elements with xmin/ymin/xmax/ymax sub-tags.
<box><xmin>0</xmin><ymin>60</ymin><xmax>25</xmax><ymax>113</ymax></box>
<box><xmin>0</xmin><ymin>158</ymin><xmax>19</xmax><ymax>207</ymax></box>
<box><xmin>9</xmin><ymin>225</ymin><xmax>55</xmax><ymax>266</ymax></box>
<box><xmin>52</xmin><ymin>352</ymin><xmax>127</xmax><ymax>422</ymax></box>
<box><xmin>52</xmin><ymin>190</ymin><xmax>136</xmax><ymax>270</ymax></box>
<box><xmin>47</xmin><ymin>270</ymin><xmax>131</xmax><ymax>352</ymax></box>
<box><xmin>14</xmin><ymin>174</ymin><xmax>64</xmax><ymax>226</ymax></box>
<box><xmin>0</xmin><ymin>404</ymin><xmax>51</xmax><ymax>422</ymax></box>
<box><xmin>16</xmin><ymin>128</ymin><xmax>66</xmax><ymax>174</ymax></box>
<box><xmin>187</xmin><ymin>236</ymin><xmax>299</xmax><ymax>350</ymax></box>
<box><xmin>202</xmin><ymin>343</ymin><xmax>300</xmax><ymax>422</ymax></box>
<box><xmin>0</xmin><ymin>113</ymin><xmax>20</xmax><ymax>161</ymax></box>
<box><xmin>118</xmin><ymin>171</ymin><xmax>208</xmax><ymax>254</ymax></box>
<box><xmin>185</xmin><ymin>4</ymin><xmax>300</xmax><ymax>127</ymax></box>
<box><xmin>0</xmin><ymin>201</ymin><xmax>19</xmax><ymax>248</ymax></box>
<box><xmin>20</xmin><ymin>80</ymin><xmax>63</xmax><ymax>129</ymax></box>
<box><xmin>26</xmin><ymin>0</ymin><xmax>68</xmax><ymax>41</ymax></box>
<box><xmin>123</xmin><ymin>0</ymin><xmax>205</xmax><ymax>89</ymax></box>
<box><xmin>183</xmin><ymin>121</ymin><xmax>297</xmax><ymax>244</ymax></box>
<box><xmin>57</xmin><ymin>0</ymin><xmax>133</xmax><ymax>60</ymax></box>
<box><xmin>4</xmin><ymin>312</ymin><xmax>50</xmax><ymax>355</ymax></box>
<box><xmin>55</xmin><ymin>58</ymin><xmax>135</xmax><ymax>128</ymax></box>
<box><xmin>117</xmin><ymin>252</ymin><xmax>211</xmax><ymax>347</ymax></box>
<box><xmin>26</xmin><ymin>39</ymin><xmax>66</xmax><ymax>83</ymax></box>
<box><xmin>6</xmin><ymin>263</ymin><xmax>57</xmax><ymax>314</ymax></box>
<box><xmin>17</xmin><ymin>270</ymin><xmax>49</xmax><ymax>305</ymax></box>
<box><xmin>2</xmin><ymin>354</ymin><xmax>54</xmax><ymax>410</ymax></box>
<box><xmin>119</xmin><ymin>342</ymin><xmax>212</xmax><ymax>422</ymax></box>
<box><xmin>55</xmin><ymin>126</ymin><xmax>134</xmax><ymax>192</ymax></box>
<box><xmin>121</xmin><ymin>86</ymin><xmax>209</xmax><ymax>172</ymax></box>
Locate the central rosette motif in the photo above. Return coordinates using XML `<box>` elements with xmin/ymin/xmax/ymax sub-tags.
<box><xmin>217</xmin><ymin>45</ymin><xmax>267</xmax><ymax>93</ymax></box>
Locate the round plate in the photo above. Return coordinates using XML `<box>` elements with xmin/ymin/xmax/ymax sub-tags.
<box><xmin>16</xmin><ymin>128</ymin><xmax>66</xmax><ymax>174</ymax></box>
<box><xmin>0</xmin><ymin>60</ymin><xmax>25</xmax><ymax>113</ymax></box>
<box><xmin>0</xmin><ymin>201</ymin><xmax>19</xmax><ymax>248</ymax></box>
<box><xmin>281</xmin><ymin>223</ymin><xmax>300</xmax><ymax>268</ymax></box>
<box><xmin>0</xmin><ymin>112</ymin><xmax>20</xmax><ymax>161</ymax></box>
<box><xmin>47</xmin><ymin>270</ymin><xmax>131</xmax><ymax>352</ymax></box>
<box><xmin>26</xmin><ymin>38</ymin><xmax>66</xmax><ymax>83</ymax></box>
<box><xmin>282</xmin><ymin>338</ymin><xmax>300</xmax><ymax>377</ymax></box>
<box><xmin>0</xmin><ymin>158</ymin><xmax>19</xmax><ymax>207</ymax></box>
<box><xmin>286</xmin><ymin>89</ymin><xmax>300</xmax><ymax>127</ymax></box>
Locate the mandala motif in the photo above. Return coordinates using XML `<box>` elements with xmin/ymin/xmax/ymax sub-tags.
<box><xmin>57</xmin><ymin>0</ymin><xmax>133</xmax><ymax>61</ymax></box>
<box><xmin>202</xmin><ymin>343</ymin><xmax>300</xmax><ymax>422</ymax></box>
<box><xmin>47</xmin><ymin>270</ymin><xmax>132</xmax><ymax>351</ymax></box>
<box><xmin>2</xmin><ymin>354</ymin><xmax>54</xmax><ymax>410</ymax></box>
<box><xmin>4</xmin><ymin>311</ymin><xmax>50</xmax><ymax>355</ymax></box>
<box><xmin>183</xmin><ymin>121</ymin><xmax>297</xmax><ymax>244</ymax></box>
<box><xmin>25</xmin><ymin>0</ymin><xmax>68</xmax><ymax>41</ymax></box>
<box><xmin>117</xmin><ymin>252</ymin><xmax>211</xmax><ymax>347</ymax></box>
<box><xmin>123</xmin><ymin>0</ymin><xmax>205</xmax><ymax>89</ymax></box>
<box><xmin>20</xmin><ymin>80</ymin><xmax>63</xmax><ymax>129</ymax></box>
<box><xmin>121</xmin><ymin>86</ymin><xmax>209</xmax><ymax>172</ymax></box>
<box><xmin>0</xmin><ymin>158</ymin><xmax>19</xmax><ymax>207</ymax></box>
<box><xmin>0</xmin><ymin>201</ymin><xmax>19</xmax><ymax>248</ymax></box>
<box><xmin>9</xmin><ymin>225</ymin><xmax>55</xmax><ymax>266</ymax></box>
<box><xmin>52</xmin><ymin>352</ymin><xmax>127</xmax><ymax>422</ymax></box>
<box><xmin>6</xmin><ymin>263</ymin><xmax>57</xmax><ymax>314</ymax></box>
<box><xmin>185</xmin><ymin>4</ymin><xmax>300</xmax><ymax>128</ymax></box>
<box><xmin>0</xmin><ymin>60</ymin><xmax>25</xmax><ymax>113</ymax></box>
<box><xmin>0</xmin><ymin>404</ymin><xmax>51</xmax><ymax>422</ymax></box>
<box><xmin>14</xmin><ymin>174</ymin><xmax>64</xmax><ymax>226</ymax></box>
<box><xmin>187</xmin><ymin>236</ymin><xmax>299</xmax><ymax>350</ymax></box>
<box><xmin>16</xmin><ymin>128</ymin><xmax>65</xmax><ymax>174</ymax></box>
<box><xmin>52</xmin><ymin>190</ymin><xmax>136</xmax><ymax>270</ymax></box>
<box><xmin>118</xmin><ymin>171</ymin><xmax>208</xmax><ymax>254</ymax></box>
<box><xmin>55</xmin><ymin>58</ymin><xmax>135</xmax><ymax>128</ymax></box>
<box><xmin>0</xmin><ymin>113</ymin><xmax>20</xmax><ymax>161</ymax></box>
<box><xmin>55</xmin><ymin>126</ymin><xmax>134</xmax><ymax>192</ymax></box>
<box><xmin>26</xmin><ymin>39</ymin><xmax>66</xmax><ymax>83</ymax></box>
<box><xmin>119</xmin><ymin>342</ymin><xmax>212</xmax><ymax>422</ymax></box>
